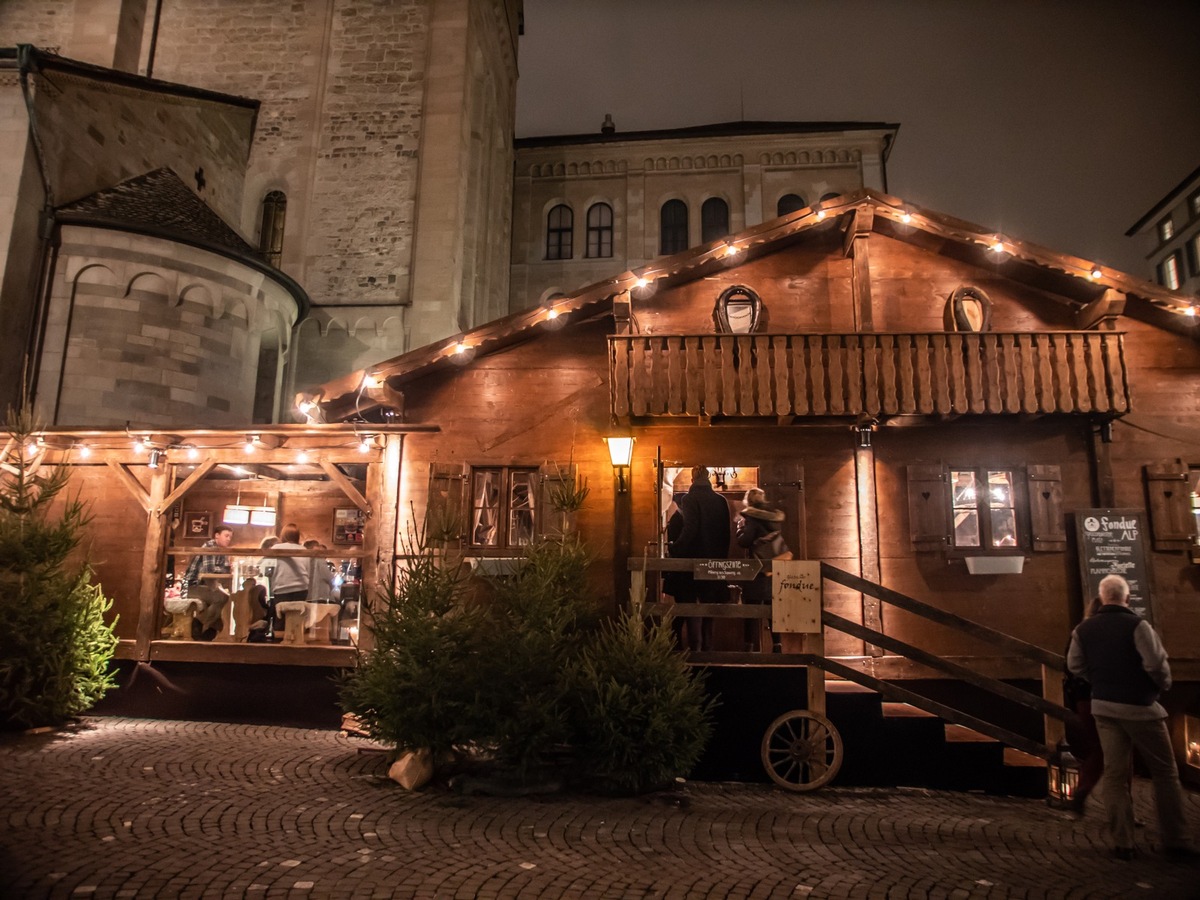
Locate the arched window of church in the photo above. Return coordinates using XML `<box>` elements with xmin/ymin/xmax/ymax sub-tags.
<box><xmin>819</xmin><ymin>191</ymin><xmax>842</xmax><ymax>203</ymax></box>
<box><xmin>546</xmin><ymin>204</ymin><xmax>573</xmax><ymax>260</ymax></box>
<box><xmin>660</xmin><ymin>199</ymin><xmax>688</xmax><ymax>255</ymax></box>
<box><xmin>585</xmin><ymin>202</ymin><xmax>613</xmax><ymax>258</ymax></box>
<box><xmin>701</xmin><ymin>197</ymin><xmax>730</xmax><ymax>244</ymax></box>
<box><xmin>259</xmin><ymin>191</ymin><xmax>287</xmax><ymax>268</ymax></box>
<box><xmin>777</xmin><ymin>193</ymin><xmax>806</xmax><ymax>217</ymax></box>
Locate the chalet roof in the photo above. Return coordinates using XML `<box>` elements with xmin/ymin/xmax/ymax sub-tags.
<box><xmin>516</xmin><ymin>120</ymin><xmax>899</xmax><ymax>158</ymax></box>
<box><xmin>309</xmin><ymin>188</ymin><xmax>1199</xmax><ymax>423</ymax></box>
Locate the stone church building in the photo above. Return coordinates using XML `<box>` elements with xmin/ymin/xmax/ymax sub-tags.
<box><xmin>1</xmin><ymin>0</ymin><xmax>898</xmax><ymax>430</ymax></box>
<box><xmin>1</xmin><ymin>0</ymin><xmax>521</xmax><ymax>425</ymax></box>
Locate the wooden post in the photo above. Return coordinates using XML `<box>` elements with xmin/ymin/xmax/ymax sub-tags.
<box><xmin>1042</xmin><ymin>663</ymin><xmax>1065</xmax><ymax>748</ymax></box>
<box><xmin>134</xmin><ymin>465</ymin><xmax>171</xmax><ymax>661</ymax></box>
<box><xmin>1089</xmin><ymin>421</ymin><xmax>1116</xmax><ymax>507</ymax></box>
<box><xmin>855</xmin><ymin>435</ymin><xmax>883</xmax><ymax>657</ymax></box>
<box><xmin>613</xmin><ymin>470</ymin><xmax>633</xmax><ymax>612</ymax></box>
<box><xmin>804</xmin><ymin>631</ymin><xmax>826</xmax><ymax>717</ymax></box>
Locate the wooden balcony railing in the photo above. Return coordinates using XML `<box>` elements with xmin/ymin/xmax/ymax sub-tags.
<box><xmin>608</xmin><ymin>331</ymin><xmax>1129</xmax><ymax>419</ymax></box>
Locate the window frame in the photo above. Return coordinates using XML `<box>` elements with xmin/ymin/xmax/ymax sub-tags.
<box><xmin>1159</xmin><ymin>251</ymin><xmax>1182</xmax><ymax>290</ymax></box>
<box><xmin>947</xmin><ymin>466</ymin><xmax>1027</xmax><ymax>552</ymax></box>
<box><xmin>659</xmin><ymin>199</ymin><xmax>689</xmax><ymax>255</ymax></box>
<box><xmin>776</xmin><ymin>193</ymin><xmax>807</xmax><ymax>217</ymax></box>
<box><xmin>545</xmin><ymin>204</ymin><xmax>574</xmax><ymax>260</ymax></box>
<box><xmin>1158</xmin><ymin>216</ymin><xmax>1175</xmax><ymax>244</ymax></box>
<box><xmin>908</xmin><ymin>462</ymin><xmax>1060</xmax><ymax>554</ymax></box>
<box><xmin>700</xmin><ymin>197</ymin><xmax>730</xmax><ymax>244</ymax></box>
<box><xmin>468</xmin><ymin>465</ymin><xmax>539</xmax><ymax>551</ymax></box>
<box><xmin>585</xmin><ymin>202</ymin><xmax>614</xmax><ymax>258</ymax></box>
<box><xmin>259</xmin><ymin>190</ymin><xmax>287</xmax><ymax>268</ymax></box>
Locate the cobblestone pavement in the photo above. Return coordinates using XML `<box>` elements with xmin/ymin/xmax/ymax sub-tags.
<box><xmin>1</xmin><ymin>719</ymin><xmax>1198</xmax><ymax>899</ymax></box>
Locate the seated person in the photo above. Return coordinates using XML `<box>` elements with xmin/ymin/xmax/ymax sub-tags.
<box><xmin>183</xmin><ymin>525</ymin><xmax>234</xmax><ymax>641</ymax></box>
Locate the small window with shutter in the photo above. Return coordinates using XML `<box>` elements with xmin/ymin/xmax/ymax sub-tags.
<box><xmin>907</xmin><ymin>463</ymin><xmax>1065</xmax><ymax>554</ymax></box>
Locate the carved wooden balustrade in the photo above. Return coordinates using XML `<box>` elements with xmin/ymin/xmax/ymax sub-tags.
<box><xmin>608</xmin><ymin>331</ymin><xmax>1129</xmax><ymax>419</ymax></box>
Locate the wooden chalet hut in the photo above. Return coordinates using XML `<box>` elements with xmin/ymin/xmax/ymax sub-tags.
<box><xmin>305</xmin><ymin>188</ymin><xmax>1200</xmax><ymax>781</ymax></box>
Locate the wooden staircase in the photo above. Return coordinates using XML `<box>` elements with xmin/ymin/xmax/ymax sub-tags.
<box><xmin>632</xmin><ymin>559</ymin><xmax>1073</xmax><ymax>794</ymax></box>
<box><xmin>824</xmin><ymin>682</ymin><xmax>1047</xmax><ymax>796</ymax></box>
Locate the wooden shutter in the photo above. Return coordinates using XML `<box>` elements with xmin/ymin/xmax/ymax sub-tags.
<box><xmin>1026</xmin><ymin>465</ymin><xmax>1066</xmax><ymax>551</ymax></box>
<box><xmin>1144</xmin><ymin>460</ymin><xmax>1195</xmax><ymax>550</ymax></box>
<box><xmin>426</xmin><ymin>463</ymin><xmax>467</xmax><ymax>548</ymax></box>
<box><xmin>907</xmin><ymin>464</ymin><xmax>948</xmax><ymax>550</ymax></box>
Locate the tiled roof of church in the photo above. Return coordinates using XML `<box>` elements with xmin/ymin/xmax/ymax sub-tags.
<box><xmin>56</xmin><ymin>168</ymin><xmax>261</xmax><ymax>259</ymax></box>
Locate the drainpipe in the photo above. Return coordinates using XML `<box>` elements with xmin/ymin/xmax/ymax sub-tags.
<box><xmin>16</xmin><ymin>45</ymin><xmax>58</xmax><ymax>413</ymax></box>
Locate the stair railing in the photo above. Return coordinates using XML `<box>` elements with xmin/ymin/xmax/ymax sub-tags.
<box><xmin>628</xmin><ymin>558</ymin><xmax>1072</xmax><ymax>759</ymax></box>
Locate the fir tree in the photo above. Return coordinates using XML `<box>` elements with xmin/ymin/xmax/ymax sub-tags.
<box><xmin>0</xmin><ymin>410</ymin><xmax>118</xmax><ymax>729</ymax></box>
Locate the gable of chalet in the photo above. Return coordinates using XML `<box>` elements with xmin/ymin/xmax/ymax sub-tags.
<box><xmin>306</xmin><ymin>188</ymin><xmax>1198</xmax><ymax>423</ymax></box>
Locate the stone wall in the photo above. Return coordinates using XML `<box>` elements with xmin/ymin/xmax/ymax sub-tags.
<box><xmin>36</xmin><ymin>226</ymin><xmax>300</xmax><ymax>428</ymax></box>
<box><xmin>30</xmin><ymin>65</ymin><xmax>255</xmax><ymax>222</ymax></box>
<box><xmin>510</xmin><ymin>128</ymin><xmax>894</xmax><ymax>314</ymax></box>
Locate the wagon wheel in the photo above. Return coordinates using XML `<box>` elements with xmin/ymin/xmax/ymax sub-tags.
<box><xmin>760</xmin><ymin>710</ymin><xmax>843</xmax><ymax>792</ymax></box>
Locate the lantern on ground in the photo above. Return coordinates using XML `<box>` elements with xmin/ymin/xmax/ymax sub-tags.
<box><xmin>1046</xmin><ymin>741</ymin><xmax>1080</xmax><ymax>809</ymax></box>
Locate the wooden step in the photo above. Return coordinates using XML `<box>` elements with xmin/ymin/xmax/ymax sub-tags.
<box><xmin>825</xmin><ymin>680</ymin><xmax>877</xmax><ymax>694</ymax></box>
<box><xmin>881</xmin><ymin>701</ymin><xmax>936</xmax><ymax>718</ymax></box>
<box><xmin>944</xmin><ymin>724</ymin><xmax>998</xmax><ymax>743</ymax></box>
<box><xmin>1003</xmin><ymin>747</ymin><xmax>1047</xmax><ymax>768</ymax></box>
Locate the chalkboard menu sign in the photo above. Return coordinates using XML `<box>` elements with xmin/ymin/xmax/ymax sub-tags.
<box><xmin>1074</xmin><ymin>509</ymin><xmax>1153</xmax><ymax>621</ymax></box>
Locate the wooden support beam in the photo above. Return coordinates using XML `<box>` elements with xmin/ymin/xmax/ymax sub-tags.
<box><xmin>841</xmin><ymin>205</ymin><xmax>874</xmax><ymax>257</ymax></box>
<box><xmin>843</xmin><ymin>207</ymin><xmax>875</xmax><ymax>331</ymax></box>
<box><xmin>106</xmin><ymin>460</ymin><xmax>151</xmax><ymax>512</ymax></box>
<box><xmin>1075</xmin><ymin>289</ymin><xmax>1126</xmax><ymax>330</ymax></box>
<box><xmin>159</xmin><ymin>459</ymin><xmax>217</xmax><ymax>514</ymax></box>
<box><xmin>134</xmin><ymin>467</ymin><xmax>169</xmax><ymax>660</ymax></box>
<box><xmin>613</xmin><ymin>290</ymin><xmax>632</xmax><ymax>336</ymax></box>
<box><xmin>319</xmin><ymin>461</ymin><xmax>371</xmax><ymax>514</ymax></box>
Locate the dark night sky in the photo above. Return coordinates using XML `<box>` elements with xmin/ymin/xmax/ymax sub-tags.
<box><xmin>515</xmin><ymin>0</ymin><xmax>1200</xmax><ymax>281</ymax></box>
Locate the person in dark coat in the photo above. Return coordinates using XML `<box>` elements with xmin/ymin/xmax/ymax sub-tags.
<box><xmin>669</xmin><ymin>466</ymin><xmax>731</xmax><ymax>651</ymax></box>
<box><xmin>735</xmin><ymin>487</ymin><xmax>785</xmax><ymax>653</ymax></box>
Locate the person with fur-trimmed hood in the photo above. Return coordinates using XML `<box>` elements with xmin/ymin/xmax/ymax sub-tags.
<box><xmin>736</xmin><ymin>487</ymin><xmax>787</xmax><ymax>653</ymax></box>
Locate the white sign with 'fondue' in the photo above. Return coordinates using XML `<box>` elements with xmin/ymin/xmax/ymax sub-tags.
<box><xmin>772</xmin><ymin>560</ymin><xmax>822</xmax><ymax>633</ymax></box>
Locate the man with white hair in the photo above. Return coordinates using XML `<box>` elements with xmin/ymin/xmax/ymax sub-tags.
<box><xmin>1067</xmin><ymin>573</ymin><xmax>1194</xmax><ymax>861</ymax></box>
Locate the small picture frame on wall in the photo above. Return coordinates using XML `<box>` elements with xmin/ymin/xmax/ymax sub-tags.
<box><xmin>333</xmin><ymin>507</ymin><xmax>365</xmax><ymax>545</ymax></box>
<box><xmin>184</xmin><ymin>510</ymin><xmax>213</xmax><ymax>540</ymax></box>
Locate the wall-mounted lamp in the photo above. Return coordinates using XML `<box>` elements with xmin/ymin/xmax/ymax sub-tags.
<box><xmin>605</xmin><ymin>436</ymin><xmax>635</xmax><ymax>493</ymax></box>
<box><xmin>148</xmin><ymin>449</ymin><xmax>165</xmax><ymax>469</ymax></box>
<box><xmin>854</xmin><ymin>419</ymin><xmax>877</xmax><ymax>449</ymax></box>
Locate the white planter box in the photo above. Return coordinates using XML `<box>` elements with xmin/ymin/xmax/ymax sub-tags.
<box><xmin>964</xmin><ymin>555</ymin><xmax>1025</xmax><ymax>575</ymax></box>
